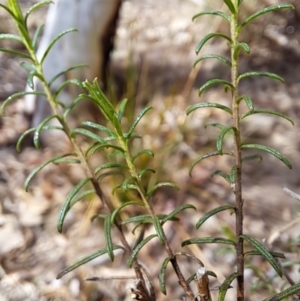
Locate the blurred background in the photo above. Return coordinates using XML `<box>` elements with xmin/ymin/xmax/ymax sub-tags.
<box><xmin>0</xmin><ymin>0</ymin><xmax>299</xmax><ymax>300</ymax></box>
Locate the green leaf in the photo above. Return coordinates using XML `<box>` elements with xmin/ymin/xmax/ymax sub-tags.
<box><xmin>159</xmin><ymin>257</ymin><xmax>172</xmax><ymax>295</ymax></box>
<box><xmin>195</xmin><ymin>33</ymin><xmax>231</xmax><ymax>55</ymax></box>
<box><xmin>240</xmin><ymin>109</ymin><xmax>294</xmax><ymax>125</ymax></box>
<box><xmin>237</xmin><ymin>95</ymin><xmax>254</xmax><ymax>112</ymax></box>
<box><xmin>32</xmin><ymin>24</ymin><xmax>44</xmax><ymax>50</ymax></box>
<box><xmin>24</xmin><ymin>0</ymin><xmax>52</xmax><ymax>24</ymax></box>
<box><xmin>233</xmin><ymin>42</ymin><xmax>250</xmax><ymax>59</ymax></box>
<box><xmin>262</xmin><ymin>283</ymin><xmax>300</xmax><ymax>301</ymax></box>
<box><xmin>41</xmin><ymin>28</ymin><xmax>77</xmax><ymax>64</ymax></box>
<box><xmin>138</xmin><ymin>168</ymin><xmax>156</xmax><ymax>179</ymax></box>
<box><xmin>81</xmin><ymin>121</ymin><xmax>116</xmax><ymax>137</ymax></box>
<box><xmin>20</xmin><ymin>61</ymin><xmax>36</xmax><ymax>72</ymax></box>
<box><xmin>196</xmin><ymin>205</ymin><xmax>236</xmax><ymax>229</ymax></box>
<box><xmin>223</xmin><ymin>0</ymin><xmax>236</xmax><ymax>14</ymax></box>
<box><xmin>34</xmin><ymin>115</ymin><xmax>59</xmax><ymax>149</ymax></box>
<box><xmin>238</xmin><ymin>72</ymin><xmax>284</xmax><ymax>83</ymax></box>
<box><xmin>104</xmin><ymin>215</ymin><xmax>114</xmax><ymax>261</ymax></box>
<box><xmin>146</xmin><ymin>182</ymin><xmax>179</xmax><ymax>196</ymax></box>
<box><xmin>111</xmin><ymin>201</ymin><xmax>144</xmax><ymax>224</ymax></box>
<box><xmin>216</xmin><ymin>126</ymin><xmax>236</xmax><ymax>155</ymax></box>
<box><xmin>187</xmin><ymin>102</ymin><xmax>232</xmax><ymax>116</ymax></box>
<box><xmin>192</xmin><ymin>10</ymin><xmax>231</xmax><ymax>22</ymax></box>
<box><xmin>117</xmin><ymin>98</ymin><xmax>128</xmax><ymax>121</ymax></box>
<box><xmin>127</xmin><ymin>106</ymin><xmax>152</xmax><ymax>139</ymax></box>
<box><xmin>69</xmin><ymin>189</ymin><xmax>95</xmax><ymax>207</ymax></box>
<box><xmin>94</xmin><ymin>163</ymin><xmax>124</xmax><ymax>176</ymax></box>
<box><xmin>162</xmin><ymin>204</ymin><xmax>196</xmax><ymax>225</ymax></box>
<box><xmin>189</xmin><ymin>151</ymin><xmax>233</xmax><ymax>176</ymax></box>
<box><xmin>194</xmin><ymin>54</ymin><xmax>231</xmax><ymax>68</ymax></box>
<box><xmin>242</xmin><ymin>154</ymin><xmax>262</xmax><ymax>163</ymax></box>
<box><xmin>153</xmin><ymin>215</ymin><xmax>165</xmax><ymax>244</ymax></box>
<box><xmin>121</xmin><ymin>215</ymin><xmax>153</xmax><ymax>225</ymax></box>
<box><xmin>229</xmin><ymin>165</ymin><xmax>238</xmax><ymax>183</ymax></box>
<box><xmin>0</xmin><ymin>33</ymin><xmax>23</xmax><ymax>43</ymax></box>
<box><xmin>198</xmin><ymin>79</ymin><xmax>234</xmax><ymax>96</ymax></box>
<box><xmin>24</xmin><ymin>153</ymin><xmax>74</xmax><ymax>191</ymax></box>
<box><xmin>16</xmin><ymin>128</ymin><xmax>35</xmax><ymax>151</ymax></box>
<box><xmin>89</xmin><ymin>143</ymin><xmax>124</xmax><ymax>156</ymax></box>
<box><xmin>241</xmin><ymin>234</ymin><xmax>283</xmax><ymax>277</ymax></box>
<box><xmin>0</xmin><ymin>3</ymin><xmax>15</xmax><ymax>18</ymax></box>
<box><xmin>244</xmin><ymin>250</ymin><xmax>285</xmax><ymax>259</ymax></box>
<box><xmin>241</xmin><ymin>143</ymin><xmax>292</xmax><ymax>169</ymax></box>
<box><xmin>56</xmin><ymin>245</ymin><xmax>123</xmax><ymax>279</ymax></box>
<box><xmin>57</xmin><ymin>178</ymin><xmax>91</xmax><ymax>233</ymax></box>
<box><xmin>49</xmin><ymin>64</ymin><xmax>87</xmax><ymax>87</ymax></box>
<box><xmin>54</xmin><ymin>79</ymin><xmax>82</xmax><ymax>97</ymax></box>
<box><xmin>63</xmin><ymin>95</ymin><xmax>86</xmax><ymax>118</ymax></box>
<box><xmin>182</xmin><ymin>237</ymin><xmax>236</xmax><ymax>247</ymax></box>
<box><xmin>218</xmin><ymin>272</ymin><xmax>238</xmax><ymax>301</ymax></box>
<box><xmin>71</xmin><ymin>128</ymin><xmax>105</xmax><ymax>143</ymax></box>
<box><xmin>131</xmin><ymin>149</ymin><xmax>154</xmax><ymax>162</ymax></box>
<box><xmin>239</xmin><ymin>4</ymin><xmax>294</xmax><ymax>31</ymax></box>
<box><xmin>128</xmin><ymin>234</ymin><xmax>157</xmax><ymax>267</ymax></box>
<box><xmin>0</xmin><ymin>48</ymin><xmax>31</xmax><ymax>59</ymax></box>
<box><xmin>212</xmin><ymin>170</ymin><xmax>230</xmax><ymax>183</ymax></box>
<box><xmin>1</xmin><ymin>91</ymin><xmax>46</xmax><ymax>113</ymax></box>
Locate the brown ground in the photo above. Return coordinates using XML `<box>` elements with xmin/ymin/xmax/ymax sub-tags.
<box><xmin>0</xmin><ymin>0</ymin><xmax>300</xmax><ymax>300</ymax></box>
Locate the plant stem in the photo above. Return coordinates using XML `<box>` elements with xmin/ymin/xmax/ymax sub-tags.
<box><xmin>230</xmin><ymin>6</ymin><xmax>244</xmax><ymax>301</ymax></box>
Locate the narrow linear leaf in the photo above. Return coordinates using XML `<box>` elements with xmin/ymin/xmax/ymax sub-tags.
<box><xmin>127</xmin><ymin>106</ymin><xmax>152</xmax><ymax>139</ymax></box>
<box><xmin>94</xmin><ymin>163</ymin><xmax>123</xmax><ymax>176</ymax></box>
<box><xmin>237</xmin><ymin>95</ymin><xmax>254</xmax><ymax>112</ymax></box>
<box><xmin>153</xmin><ymin>215</ymin><xmax>165</xmax><ymax>244</ymax></box>
<box><xmin>198</xmin><ymin>79</ymin><xmax>234</xmax><ymax>96</ymax></box>
<box><xmin>212</xmin><ymin>170</ymin><xmax>230</xmax><ymax>183</ymax></box>
<box><xmin>54</xmin><ymin>79</ymin><xmax>82</xmax><ymax>97</ymax></box>
<box><xmin>195</xmin><ymin>33</ymin><xmax>232</xmax><ymax>55</ymax></box>
<box><xmin>111</xmin><ymin>201</ymin><xmax>144</xmax><ymax>224</ymax></box>
<box><xmin>146</xmin><ymin>182</ymin><xmax>179</xmax><ymax>196</ymax></box>
<box><xmin>71</xmin><ymin>128</ymin><xmax>105</xmax><ymax>143</ymax></box>
<box><xmin>162</xmin><ymin>204</ymin><xmax>196</xmax><ymax>225</ymax></box>
<box><xmin>240</xmin><ymin>109</ymin><xmax>294</xmax><ymax>125</ymax></box>
<box><xmin>218</xmin><ymin>272</ymin><xmax>238</xmax><ymax>301</ymax></box>
<box><xmin>41</xmin><ymin>28</ymin><xmax>77</xmax><ymax>64</ymax></box>
<box><xmin>262</xmin><ymin>282</ymin><xmax>300</xmax><ymax>301</ymax></box>
<box><xmin>233</xmin><ymin>42</ymin><xmax>250</xmax><ymax>59</ymax></box>
<box><xmin>223</xmin><ymin>0</ymin><xmax>236</xmax><ymax>14</ymax></box>
<box><xmin>138</xmin><ymin>168</ymin><xmax>156</xmax><ymax>179</ymax></box>
<box><xmin>216</xmin><ymin>126</ymin><xmax>236</xmax><ymax>155</ymax></box>
<box><xmin>49</xmin><ymin>64</ymin><xmax>87</xmax><ymax>87</ymax></box>
<box><xmin>241</xmin><ymin>144</ymin><xmax>292</xmax><ymax>169</ymax></box>
<box><xmin>196</xmin><ymin>205</ymin><xmax>236</xmax><ymax>229</ymax></box>
<box><xmin>104</xmin><ymin>215</ymin><xmax>114</xmax><ymax>261</ymax></box>
<box><xmin>56</xmin><ymin>246</ymin><xmax>123</xmax><ymax>279</ymax></box>
<box><xmin>244</xmin><ymin>250</ymin><xmax>285</xmax><ymax>259</ymax></box>
<box><xmin>159</xmin><ymin>257</ymin><xmax>172</xmax><ymax>295</ymax></box>
<box><xmin>24</xmin><ymin>153</ymin><xmax>74</xmax><ymax>191</ymax></box>
<box><xmin>117</xmin><ymin>98</ymin><xmax>128</xmax><ymax>121</ymax></box>
<box><xmin>63</xmin><ymin>95</ymin><xmax>86</xmax><ymax>118</ymax></box>
<box><xmin>189</xmin><ymin>151</ymin><xmax>233</xmax><ymax>176</ymax></box>
<box><xmin>57</xmin><ymin>178</ymin><xmax>91</xmax><ymax>233</ymax></box>
<box><xmin>0</xmin><ymin>48</ymin><xmax>31</xmax><ymax>59</ymax></box>
<box><xmin>187</xmin><ymin>102</ymin><xmax>232</xmax><ymax>116</ymax></box>
<box><xmin>242</xmin><ymin>154</ymin><xmax>262</xmax><ymax>163</ymax></box>
<box><xmin>194</xmin><ymin>54</ymin><xmax>231</xmax><ymax>68</ymax></box>
<box><xmin>241</xmin><ymin>234</ymin><xmax>283</xmax><ymax>277</ymax></box>
<box><xmin>97</xmin><ymin>171</ymin><xmax>124</xmax><ymax>183</ymax></box>
<box><xmin>0</xmin><ymin>33</ymin><xmax>23</xmax><ymax>43</ymax></box>
<box><xmin>128</xmin><ymin>234</ymin><xmax>157</xmax><ymax>267</ymax></box>
<box><xmin>182</xmin><ymin>237</ymin><xmax>236</xmax><ymax>247</ymax></box>
<box><xmin>230</xmin><ymin>165</ymin><xmax>238</xmax><ymax>183</ymax></box>
<box><xmin>121</xmin><ymin>215</ymin><xmax>153</xmax><ymax>225</ymax></box>
<box><xmin>131</xmin><ymin>149</ymin><xmax>154</xmax><ymax>162</ymax></box>
<box><xmin>192</xmin><ymin>10</ymin><xmax>231</xmax><ymax>22</ymax></box>
<box><xmin>34</xmin><ymin>115</ymin><xmax>59</xmax><ymax>149</ymax></box>
<box><xmin>238</xmin><ymin>72</ymin><xmax>284</xmax><ymax>83</ymax></box>
<box><xmin>32</xmin><ymin>24</ymin><xmax>44</xmax><ymax>50</ymax></box>
<box><xmin>20</xmin><ymin>61</ymin><xmax>37</xmax><ymax>72</ymax></box>
<box><xmin>25</xmin><ymin>0</ymin><xmax>52</xmax><ymax>24</ymax></box>
<box><xmin>81</xmin><ymin>121</ymin><xmax>116</xmax><ymax>137</ymax></box>
<box><xmin>0</xmin><ymin>3</ymin><xmax>15</xmax><ymax>17</ymax></box>
<box><xmin>239</xmin><ymin>4</ymin><xmax>294</xmax><ymax>30</ymax></box>
<box><xmin>2</xmin><ymin>91</ymin><xmax>46</xmax><ymax>114</ymax></box>
<box><xmin>89</xmin><ymin>143</ymin><xmax>124</xmax><ymax>156</ymax></box>
<box><xmin>53</xmin><ymin>158</ymin><xmax>80</xmax><ymax>165</ymax></box>
<box><xmin>16</xmin><ymin>128</ymin><xmax>36</xmax><ymax>151</ymax></box>
<box><xmin>69</xmin><ymin>189</ymin><xmax>95</xmax><ymax>207</ymax></box>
